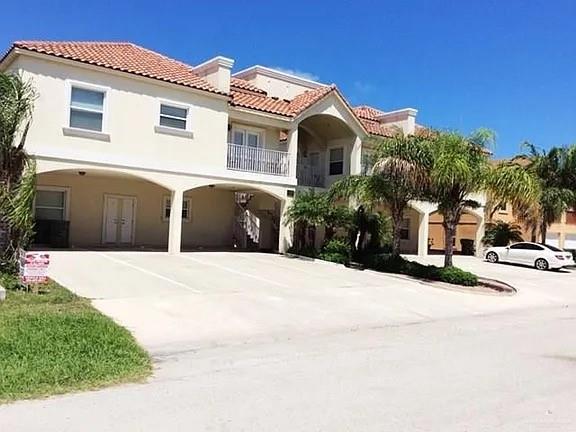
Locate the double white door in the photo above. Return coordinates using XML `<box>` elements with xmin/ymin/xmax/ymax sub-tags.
<box><xmin>103</xmin><ymin>195</ymin><xmax>136</xmax><ymax>245</ymax></box>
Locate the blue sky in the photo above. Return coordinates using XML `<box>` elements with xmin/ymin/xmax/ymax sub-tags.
<box><xmin>1</xmin><ymin>0</ymin><xmax>575</xmax><ymax>157</ymax></box>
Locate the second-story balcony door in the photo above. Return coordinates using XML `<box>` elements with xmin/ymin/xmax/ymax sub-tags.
<box><xmin>227</xmin><ymin>127</ymin><xmax>290</xmax><ymax>177</ymax></box>
<box><xmin>232</xmin><ymin>128</ymin><xmax>261</xmax><ymax>149</ymax></box>
<box><xmin>298</xmin><ymin>151</ymin><xmax>325</xmax><ymax>188</ymax></box>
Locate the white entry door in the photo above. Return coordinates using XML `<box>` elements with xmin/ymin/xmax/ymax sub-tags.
<box><xmin>103</xmin><ymin>195</ymin><xmax>136</xmax><ymax>245</ymax></box>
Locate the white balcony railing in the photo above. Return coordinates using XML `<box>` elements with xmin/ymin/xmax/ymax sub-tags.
<box><xmin>227</xmin><ymin>143</ymin><xmax>290</xmax><ymax>176</ymax></box>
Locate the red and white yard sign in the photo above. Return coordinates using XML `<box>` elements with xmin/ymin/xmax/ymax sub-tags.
<box><xmin>19</xmin><ymin>250</ymin><xmax>50</xmax><ymax>284</ymax></box>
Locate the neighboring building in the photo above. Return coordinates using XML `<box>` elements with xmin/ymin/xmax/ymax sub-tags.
<box><xmin>0</xmin><ymin>41</ymin><xmax>485</xmax><ymax>256</ymax></box>
<box><xmin>491</xmin><ymin>203</ymin><xmax>576</xmax><ymax>250</ymax></box>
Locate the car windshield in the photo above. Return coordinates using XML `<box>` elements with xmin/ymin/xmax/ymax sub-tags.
<box><xmin>540</xmin><ymin>243</ymin><xmax>563</xmax><ymax>252</ymax></box>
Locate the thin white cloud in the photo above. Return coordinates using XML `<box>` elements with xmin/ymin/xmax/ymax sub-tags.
<box><xmin>353</xmin><ymin>81</ymin><xmax>375</xmax><ymax>93</ymax></box>
<box><xmin>271</xmin><ymin>66</ymin><xmax>320</xmax><ymax>82</ymax></box>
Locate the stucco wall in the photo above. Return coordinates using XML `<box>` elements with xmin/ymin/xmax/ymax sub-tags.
<box><xmin>429</xmin><ymin>212</ymin><xmax>478</xmax><ymax>253</ymax></box>
<box><xmin>245</xmin><ymin>74</ymin><xmax>319</xmax><ymax>100</ymax></box>
<box><xmin>36</xmin><ymin>173</ymin><xmax>237</xmax><ymax>248</ymax></box>
<box><xmin>14</xmin><ymin>55</ymin><xmax>230</xmax><ymax>176</ymax></box>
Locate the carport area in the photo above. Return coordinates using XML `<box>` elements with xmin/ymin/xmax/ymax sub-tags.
<box><xmin>44</xmin><ymin>251</ymin><xmax>576</xmax><ymax>354</ymax></box>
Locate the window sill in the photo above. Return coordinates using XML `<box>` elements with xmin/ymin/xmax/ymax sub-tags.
<box><xmin>154</xmin><ymin>125</ymin><xmax>194</xmax><ymax>139</ymax></box>
<box><xmin>62</xmin><ymin>127</ymin><xmax>110</xmax><ymax>142</ymax></box>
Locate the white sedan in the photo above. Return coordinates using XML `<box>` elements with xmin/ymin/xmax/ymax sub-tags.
<box><xmin>485</xmin><ymin>242</ymin><xmax>575</xmax><ymax>270</ymax></box>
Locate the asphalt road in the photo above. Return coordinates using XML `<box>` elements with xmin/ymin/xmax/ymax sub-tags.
<box><xmin>2</xmin><ymin>305</ymin><xmax>575</xmax><ymax>431</ymax></box>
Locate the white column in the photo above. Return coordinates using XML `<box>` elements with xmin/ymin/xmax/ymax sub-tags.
<box><xmin>475</xmin><ymin>214</ymin><xmax>485</xmax><ymax>258</ymax></box>
<box><xmin>417</xmin><ymin>211</ymin><xmax>430</xmax><ymax>256</ymax></box>
<box><xmin>287</xmin><ymin>128</ymin><xmax>299</xmax><ymax>179</ymax></box>
<box><xmin>168</xmin><ymin>189</ymin><xmax>184</xmax><ymax>254</ymax></box>
<box><xmin>350</xmin><ymin>136</ymin><xmax>363</xmax><ymax>175</ymax></box>
<box><xmin>278</xmin><ymin>196</ymin><xmax>293</xmax><ymax>253</ymax></box>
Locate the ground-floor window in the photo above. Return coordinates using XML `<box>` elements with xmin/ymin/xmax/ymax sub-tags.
<box><xmin>163</xmin><ymin>196</ymin><xmax>192</xmax><ymax>222</ymax></box>
<box><xmin>35</xmin><ymin>187</ymin><xmax>69</xmax><ymax>221</ymax></box>
<box><xmin>400</xmin><ymin>218</ymin><xmax>410</xmax><ymax>240</ymax></box>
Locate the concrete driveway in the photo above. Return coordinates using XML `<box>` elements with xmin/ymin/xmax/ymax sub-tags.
<box><xmin>45</xmin><ymin>251</ymin><xmax>576</xmax><ymax>354</ymax></box>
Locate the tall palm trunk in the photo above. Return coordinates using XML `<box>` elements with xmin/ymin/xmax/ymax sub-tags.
<box><xmin>390</xmin><ymin>205</ymin><xmax>404</xmax><ymax>256</ymax></box>
<box><xmin>442</xmin><ymin>211</ymin><xmax>459</xmax><ymax>267</ymax></box>
<box><xmin>540</xmin><ymin>222</ymin><xmax>547</xmax><ymax>244</ymax></box>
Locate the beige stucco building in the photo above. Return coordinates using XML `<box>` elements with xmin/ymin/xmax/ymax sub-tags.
<box><xmin>1</xmin><ymin>41</ymin><xmax>485</xmax><ymax>256</ymax></box>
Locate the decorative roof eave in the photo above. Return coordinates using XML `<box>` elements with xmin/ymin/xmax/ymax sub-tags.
<box><xmin>2</xmin><ymin>42</ymin><xmax>229</xmax><ymax>98</ymax></box>
<box><xmin>293</xmin><ymin>87</ymin><xmax>369</xmax><ymax>138</ymax></box>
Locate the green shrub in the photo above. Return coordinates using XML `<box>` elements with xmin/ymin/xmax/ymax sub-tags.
<box><xmin>362</xmin><ymin>253</ymin><xmax>478</xmax><ymax>286</ymax></box>
<box><xmin>436</xmin><ymin>266</ymin><xmax>478</xmax><ymax>286</ymax></box>
<box><xmin>287</xmin><ymin>245</ymin><xmax>318</xmax><ymax>258</ymax></box>
<box><xmin>0</xmin><ymin>272</ymin><xmax>21</xmax><ymax>290</ymax></box>
<box><xmin>318</xmin><ymin>238</ymin><xmax>351</xmax><ymax>264</ymax></box>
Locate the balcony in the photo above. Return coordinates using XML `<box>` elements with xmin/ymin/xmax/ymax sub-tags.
<box><xmin>227</xmin><ymin>143</ymin><xmax>290</xmax><ymax>176</ymax></box>
<box><xmin>297</xmin><ymin>164</ymin><xmax>326</xmax><ymax>188</ymax></box>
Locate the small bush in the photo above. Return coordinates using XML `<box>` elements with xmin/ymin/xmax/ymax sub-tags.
<box><xmin>287</xmin><ymin>245</ymin><xmax>318</xmax><ymax>258</ymax></box>
<box><xmin>362</xmin><ymin>253</ymin><xmax>478</xmax><ymax>286</ymax></box>
<box><xmin>436</xmin><ymin>266</ymin><xmax>478</xmax><ymax>286</ymax></box>
<box><xmin>0</xmin><ymin>272</ymin><xmax>21</xmax><ymax>290</ymax></box>
<box><xmin>318</xmin><ymin>238</ymin><xmax>351</xmax><ymax>264</ymax></box>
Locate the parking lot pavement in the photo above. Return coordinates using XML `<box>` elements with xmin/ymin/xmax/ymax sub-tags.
<box><xmin>42</xmin><ymin>251</ymin><xmax>576</xmax><ymax>354</ymax></box>
<box><xmin>410</xmin><ymin>255</ymin><xmax>576</xmax><ymax>305</ymax></box>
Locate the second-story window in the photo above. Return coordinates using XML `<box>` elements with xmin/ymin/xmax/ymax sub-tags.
<box><xmin>159</xmin><ymin>104</ymin><xmax>188</xmax><ymax>130</ymax></box>
<box><xmin>329</xmin><ymin>147</ymin><xmax>344</xmax><ymax>175</ymax></box>
<box><xmin>70</xmin><ymin>87</ymin><xmax>105</xmax><ymax>132</ymax></box>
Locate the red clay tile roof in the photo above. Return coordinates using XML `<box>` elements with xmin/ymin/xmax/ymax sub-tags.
<box><xmin>360</xmin><ymin>118</ymin><xmax>397</xmax><ymax>137</ymax></box>
<box><xmin>9</xmin><ymin>41</ymin><xmax>224</xmax><ymax>95</ymax></box>
<box><xmin>230</xmin><ymin>84</ymin><xmax>337</xmax><ymax>117</ymax></box>
<box><xmin>230</xmin><ymin>77</ymin><xmax>266</xmax><ymax>95</ymax></box>
<box><xmin>353</xmin><ymin>105</ymin><xmax>386</xmax><ymax>120</ymax></box>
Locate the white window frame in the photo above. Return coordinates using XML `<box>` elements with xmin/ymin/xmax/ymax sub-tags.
<box><xmin>65</xmin><ymin>80</ymin><xmax>110</xmax><ymax>134</ymax></box>
<box><xmin>328</xmin><ymin>146</ymin><xmax>345</xmax><ymax>176</ymax></box>
<box><xmin>400</xmin><ymin>218</ymin><xmax>410</xmax><ymax>240</ymax></box>
<box><xmin>157</xmin><ymin>99</ymin><xmax>192</xmax><ymax>132</ymax></box>
<box><xmin>162</xmin><ymin>196</ymin><xmax>192</xmax><ymax>223</ymax></box>
<box><xmin>230</xmin><ymin>124</ymin><xmax>265</xmax><ymax>148</ymax></box>
<box><xmin>34</xmin><ymin>186</ymin><xmax>70</xmax><ymax>221</ymax></box>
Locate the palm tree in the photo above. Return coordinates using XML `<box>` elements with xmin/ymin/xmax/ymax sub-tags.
<box><xmin>426</xmin><ymin>130</ymin><xmax>539</xmax><ymax>267</ymax></box>
<box><xmin>0</xmin><ymin>72</ymin><xmax>37</xmax><ymax>270</ymax></box>
<box><xmin>284</xmin><ymin>189</ymin><xmax>326</xmax><ymax>251</ymax></box>
<box><xmin>521</xmin><ymin>143</ymin><xmax>576</xmax><ymax>242</ymax></box>
<box><xmin>329</xmin><ymin>130</ymin><xmax>430</xmax><ymax>256</ymax></box>
<box><xmin>482</xmin><ymin>221</ymin><xmax>524</xmax><ymax>246</ymax></box>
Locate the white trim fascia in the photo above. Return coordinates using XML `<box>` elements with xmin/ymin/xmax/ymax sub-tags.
<box><xmin>376</xmin><ymin>108</ymin><xmax>418</xmax><ymax>121</ymax></box>
<box><xmin>13</xmin><ymin>49</ymin><xmax>230</xmax><ymax>101</ymax></box>
<box><xmin>233</xmin><ymin>65</ymin><xmax>325</xmax><ymax>89</ymax></box>
<box><xmin>34</xmin><ymin>152</ymin><xmax>298</xmax><ymax>188</ymax></box>
<box><xmin>0</xmin><ymin>49</ymin><xmax>18</xmax><ymax>71</ymax></box>
<box><xmin>193</xmin><ymin>56</ymin><xmax>234</xmax><ymax>73</ymax></box>
<box><xmin>229</xmin><ymin>106</ymin><xmax>292</xmax><ymax>125</ymax></box>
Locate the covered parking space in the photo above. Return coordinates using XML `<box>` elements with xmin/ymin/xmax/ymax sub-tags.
<box><xmin>34</xmin><ymin>159</ymin><xmax>294</xmax><ymax>253</ymax></box>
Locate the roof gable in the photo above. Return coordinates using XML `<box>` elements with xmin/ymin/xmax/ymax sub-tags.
<box><xmin>7</xmin><ymin>41</ymin><xmax>224</xmax><ymax>95</ymax></box>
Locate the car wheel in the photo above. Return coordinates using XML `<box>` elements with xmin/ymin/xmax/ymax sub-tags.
<box><xmin>535</xmin><ymin>258</ymin><xmax>549</xmax><ymax>271</ymax></box>
<box><xmin>486</xmin><ymin>252</ymin><xmax>499</xmax><ymax>263</ymax></box>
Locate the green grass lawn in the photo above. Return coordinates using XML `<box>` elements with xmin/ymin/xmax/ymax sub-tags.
<box><xmin>0</xmin><ymin>278</ymin><xmax>152</xmax><ymax>403</ymax></box>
